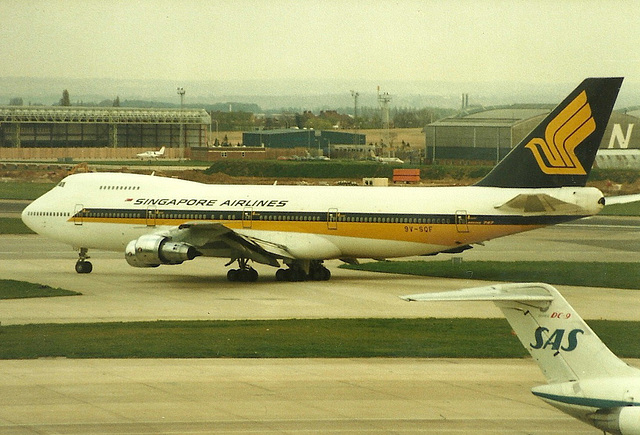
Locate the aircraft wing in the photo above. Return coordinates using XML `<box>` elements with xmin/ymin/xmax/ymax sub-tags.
<box><xmin>173</xmin><ymin>222</ymin><xmax>291</xmax><ymax>267</ymax></box>
<box><xmin>401</xmin><ymin>283</ymin><xmax>555</xmax><ymax>303</ymax></box>
<box><xmin>604</xmin><ymin>193</ymin><xmax>640</xmax><ymax>205</ymax></box>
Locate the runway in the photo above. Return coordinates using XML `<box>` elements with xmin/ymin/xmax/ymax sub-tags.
<box><xmin>0</xmin><ymin>219</ymin><xmax>638</xmax><ymax>434</ymax></box>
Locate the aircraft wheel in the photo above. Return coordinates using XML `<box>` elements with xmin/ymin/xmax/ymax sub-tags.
<box><xmin>275</xmin><ymin>268</ymin><xmax>306</xmax><ymax>282</ymax></box>
<box><xmin>309</xmin><ymin>265</ymin><xmax>331</xmax><ymax>281</ymax></box>
<box><xmin>275</xmin><ymin>269</ymin><xmax>289</xmax><ymax>281</ymax></box>
<box><xmin>75</xmin><ymin>261</ymin><xmax>93</xmax><ymax>274</ymax></box>
<box><xmin>238</xmin><ymin>268</ymin><xmax>258</xmax><ymax>282</ymax></box>
<box><xmin>227</xmin><ymin>269</ymin><xmax>238</xmax><ymax>282</ymax></box>
<box><xmin>309</xmin><ymin>268</ymin><xmax>323</xmax><ymax>281</ymax></box>
<box><xmin>228</xmin><ymin>268</ymin><xmax>259</xmax><ymax>282</ymax></box>
<box><xmin>290</xmin><ymin>268</ymin><xmax>306</xmax><ymax>282</ymax></box>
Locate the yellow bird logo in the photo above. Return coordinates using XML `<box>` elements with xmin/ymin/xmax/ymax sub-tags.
<box><xmin>525</xmin><ymin>90</ymin><xmax>595</xmax><ymax>175</ymax></box>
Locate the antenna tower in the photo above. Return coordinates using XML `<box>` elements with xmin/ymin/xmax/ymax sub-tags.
<box><xmin>350</xmin><ymin>90</ymin><xmax>359</xmax><ymax>145</ymax></box>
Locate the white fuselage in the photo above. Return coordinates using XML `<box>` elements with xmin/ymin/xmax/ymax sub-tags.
<box><xmin>533</xmin><ymin>378</ymin><xmax>640</xmax><ymax>434</ymax></box>
<box><xmin>22</xmin><ymin>172</ymin><xmax>604</xmax><ymax>262</ymax></box>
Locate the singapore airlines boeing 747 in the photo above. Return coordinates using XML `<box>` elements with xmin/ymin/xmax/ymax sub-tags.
<box><xmin>22</xmin><ymin>78</ymin><xmax>623</xmax><ymax>282</ymax></box>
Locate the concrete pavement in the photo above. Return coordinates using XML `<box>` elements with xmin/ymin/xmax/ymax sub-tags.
<box><xmin>0</xmin><ymin>358</ymin><xmax>600</xmax><ymax>434</ymax></box>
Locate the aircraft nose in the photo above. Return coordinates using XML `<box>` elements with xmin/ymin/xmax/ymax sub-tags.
<box><xmin>20</xmin><ymin>203</ymin><xmax>33</xmax><ymax>228</ymax></box>
<box><xmin>21</xmin><ymin>200</ymin><xmax>38</xmax><ymax>232</ymax></box>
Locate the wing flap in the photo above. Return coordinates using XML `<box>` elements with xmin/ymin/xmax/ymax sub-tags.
<box><xmin>495</xmin><ymin>193</ymin><xmax>580</xmax><ymax>214</ymax></box>
<box><xmin>175</xmin><ymin>222</ymin><xmax>290</xmax><ymax>267</ymax></box>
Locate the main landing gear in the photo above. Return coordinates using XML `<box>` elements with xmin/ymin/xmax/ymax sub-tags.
<box><xmin>75</xmin><ymin>247</ymin><xmax>93</xmax><ymax>274</ymax></box>
<box><xmin>226</xmin><ymin>258</ymin><xmax>259</xmax><ymax>282</ymax></box>
<box><xmin>226</xmin><ymin>259</ymin><xmax>332</xmax><ymax>282</ymax></box>
<box><xmin>275</xmin><ymin>261</ymin><xmax>331</xmax><ymax>282</ymax></box>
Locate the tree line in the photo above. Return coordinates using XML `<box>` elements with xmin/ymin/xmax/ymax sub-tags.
<box><xmin>9</xmin><ymin>90</ymin><xmax>456</xmax><ymax>131</ymax></box>
<box><xmin>210</xmin><ymin>106</ymin><xmax>455</xmax><ymax>131</ymax></box>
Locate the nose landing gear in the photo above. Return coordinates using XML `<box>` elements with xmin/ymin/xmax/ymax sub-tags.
<box><xmin>75</xmin><ymin>248</ymin><xmax>93</xmax><ymax>274</ymax></box>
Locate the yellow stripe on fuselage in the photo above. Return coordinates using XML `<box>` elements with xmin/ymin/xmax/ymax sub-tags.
<box><xmin>71</xmin><ymin>216</ymin><xmax>542</xmax><ymax>246</ymax></box>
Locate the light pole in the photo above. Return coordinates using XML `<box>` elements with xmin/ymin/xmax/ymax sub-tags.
<box><xmin>350</xmin><ymin>90</ymin><xmax>359</xmax><ymax>146</ymax></box>
<box><xmin>211</xmin><ymin>118</ymin><xmax>219</xmax><ymax>146</ymax></box>
<box><xmin>378</xmin><ymin>87</ymin><xmax>391</xmax><ymax>156</ymax></box>
<box><xmin>177</xmin><ymin>87</ymin><xmax>185</xmax><ymax>108</ymax></box>
<box><xmin>177</xmin><ymin>87</ymin><xmax>185</xmax><ymax>159</ymax></box>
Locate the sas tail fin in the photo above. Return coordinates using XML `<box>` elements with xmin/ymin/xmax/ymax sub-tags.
<box><xmin>402</xmin><ymin>282</ymin><xmax>637</xmax><ymax>384</ymax></box>
<box><xmin>476</xmin><ymin>78</ymin><xmax>623</xmax><ymax>188</ymax></box>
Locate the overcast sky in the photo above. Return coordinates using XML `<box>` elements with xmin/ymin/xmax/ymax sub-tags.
<box><xmin>1</xmin><ymin>0</ymin><xmax>638</xmax><ymax>87</ymax></box>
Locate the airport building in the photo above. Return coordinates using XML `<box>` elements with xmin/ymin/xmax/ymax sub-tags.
<box><xmin>0</xmin><ymin>106</ymin><xmax>211</xmax><ymax>159</ymax></box>
<box><xmin>425</xmin><ymin>106</ymin><xmax>640</xmax><ymax>164</ymax></box>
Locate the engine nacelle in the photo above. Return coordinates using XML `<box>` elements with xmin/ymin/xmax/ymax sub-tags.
<box><xmin>125</xmin><ymin>234</ymin><xmax>200</xmax><ymax>268</ymax></box>
<box><xmin>619</xmin><ymin>406</ymin><xmax>640</xmax><ymax>435</ymax></box>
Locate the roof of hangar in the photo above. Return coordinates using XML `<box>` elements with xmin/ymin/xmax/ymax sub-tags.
<box><xmin>0</xmin><ymin>106</ymin><xmax>211</xmax><ymax>124</ymax></box>
<box><xmin>429</xmin><ymin>105</ymin><xmax>553</xmax><ymax>128</ymax></box>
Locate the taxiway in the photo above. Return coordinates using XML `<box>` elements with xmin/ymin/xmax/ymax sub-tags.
<box><xmin>0</xmin><ymin>358</ymin><xmax>601</xmax><ymax>434</ymax></box>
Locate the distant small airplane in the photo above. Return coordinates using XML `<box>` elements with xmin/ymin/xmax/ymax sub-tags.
<box><xmin>403</xmin><ymin>283</ymin><xmax>640</xmax><ymax>435</ymax></box>
<box><xmin>137</xmin><ymin>146</ymin><xmax>165</xmax><ymax>159</ymax></box>
<box><xmin>369</xmin><ymin>150</ymin><xmax>404</xmax><ymax>164</ymax></box>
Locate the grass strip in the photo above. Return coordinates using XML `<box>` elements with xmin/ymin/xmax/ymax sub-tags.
<box><xmin>341</xmin><ymin>260</ymin><xmax>640</xmax><ymax>290</ymax></box>
<box><xmin>0</xmin><ymin>279</ymin><xmax>80</xmax><ymax>300</ymax></box>
<box><xmin>0</xmin><ymin>218</ymin><xmax>34</xmax><ymax>234</ymax></box>
<box><xmin>0</xmin><ymin>182</ymin><xmax>55</xmax><ymax>200</ymax></box>
<box><xmin>0</xmin><ymin>318</ymin><xmax>637</xmax><ymax>360</ymax></box>
<box><xmin>203</xmin><ymin>161</ymin><xmax>491</xmax><ymax>180</ymax></box>
<box><xmin>601</xmin><ymin>201</ymin><xmax>640</xmax><ymax>216</ymax></box>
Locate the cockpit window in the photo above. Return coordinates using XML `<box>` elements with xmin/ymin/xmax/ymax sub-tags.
<box><xmin>57</xmin><ymin>181</ymin><xmax>66</xmax><ymax>187</ymax></box>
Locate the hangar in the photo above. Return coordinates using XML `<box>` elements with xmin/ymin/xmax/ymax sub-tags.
<box><xmin>0</xmin><ymin>106</ymin><xmax>211</xmax><ymax>159</ymax></box>
<box><xmin>425</xmin><ymin>106</ymin><xmax>640</xmax><ymax>163</ymax></box>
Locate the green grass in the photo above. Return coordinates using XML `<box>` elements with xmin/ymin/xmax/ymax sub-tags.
<box><xmin>0</xmin><ymin>318</ymin><xmax>637</xmax><ymax>360</ymax></box>
<box><xmin>203</xmin><ymin>161</ymin><xmax>495</xmax><ymax>180</ymax></box>
<box><xmin>0</xmin><ymin>279</ymin><xmax>80</xmax><ymax>300</ymax></box>
<box><xmin>601</xmin><ymin>201</ymin><xmax>640</xmax><ymax>216</ymax></box>
<box><xmin>341</xmin><ymin>260</ymin><xmax>640</xmax><ymax>290</ymax></box>
<box><xmin>0</xmin><ymin>218</ymin><xmax>34</xmax><ymax>234</ymax></box>
<box><xmin>204</xmin><ymin>160</ymin><xmax>406</xmax><ymax>179</ymax></box>
<box><xmin>0</xmin><ymin>181</ymin><xmax>55</xmax><ymax>200</ymax></box>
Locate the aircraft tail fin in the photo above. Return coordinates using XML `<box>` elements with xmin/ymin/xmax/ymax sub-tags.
<box><xmin>158</xmin><ymin>146</ymin><xmax>166</xmax><ymax>155</ymax></box>
<box><xmin>476</xmin><ymin>78</ymin><xmax>623</xmax><ymax>188</ymax></box>
<box><xmin>402</xmin><ymin>283</ymin><xmax>637</xmax><ymax>384</ymax></box>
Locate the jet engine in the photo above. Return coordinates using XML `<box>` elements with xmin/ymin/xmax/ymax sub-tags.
<box><xmin>125</xmin><ymin>234</ymin><xmax>200</xmax><ymax>268</ymax></box>
<box><xmin>619</xmin><ymin>406</ymin><xmax>640</xmax><ymax>435</ymax></box>
<box><xmin>591</xmin><ymin>406</ymin><xmax>640</xmax><ymax>435</ymax></box>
